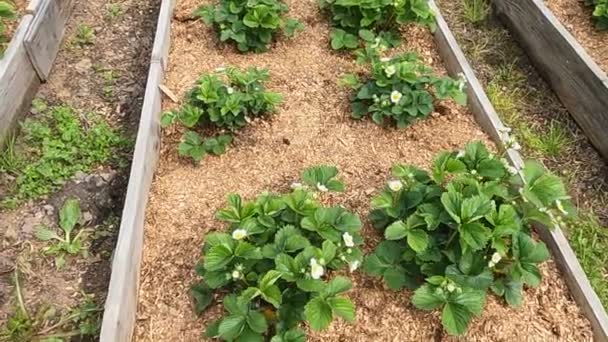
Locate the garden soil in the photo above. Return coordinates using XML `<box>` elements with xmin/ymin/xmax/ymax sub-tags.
<box><xmin>0</xmin><ymin>0</ymin><xmax>159</xmax><ymax>332</ymax></box>
<box><xmin>545</xmin><ymin>0</ymin><xmax>608</xmax><ymax>73</ymax></box>
<box><xmin>135</xmin><ymin>0</ymin><xmax>593</xmax><ymax>340</ymax></box>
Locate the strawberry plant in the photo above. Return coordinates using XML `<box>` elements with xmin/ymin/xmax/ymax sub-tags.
<box><xmin>363</xmin><ymin>141</ymin><xmax>573</xmax><ymax>335</ymax></box>
<box><xmin>586</xmin><ymin>0</ymin><xmax>608</xmax><ymax>30</ymax></box>
<box><xmin>192</xmin><ymin>166</ymin><xmax>363</xmax><ymax>341</ymax></box>
<box><xmin>194</xmin><ymin>0</ymin><xmax>304</xmax><ymax>52</ymax></box>
<box><xmin>319</xmin><ymin>0</ymin><xmax>435</xmax><ymax>50</ymax></box>
<box><xmin>340</xmin><ymin>51</ymin><xmax>466</xmax><ymax>128</ymax></box>
<box><xmin>162</xmin><ymin>67</ymin><xmax>282</xmax><ymax>162</ymax></box>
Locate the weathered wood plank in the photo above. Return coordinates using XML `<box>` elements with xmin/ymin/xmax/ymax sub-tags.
<box><xmin>493</xmin><ymin>0</ymin><xmax>608</xmax><ymax>161</ymax></box>
<box><xmin>100</xmin><ymin>0</ymin><xmax>174</xmax><ymax>338</ymax></box>
<box><xmin>25</xmin><ymin>0</ymin><xmax>43</xmax><ymax>14</ymax></box>
<box><xmin>150</xmin><ymin>0</ymin><xmax>174</xmax><ymax>70</ymax></box>
<box><xmin>429</xmin><ymin>1</ymin><xmax>608</xmax><ymax>340</ymax></box>
<box><xmin>0</xmin><ymin>14</ymin><xmax>40</xmax><ymax>147</ymax></box>
<box><xmin>24</xmin><ymin>0</ymin><xmax>74</xmax><ymax>81</ymax></box>
<box><xmin>99</xmin><ymin>62</ymin><xmax>164</xmax><ymax>342</ymax></box>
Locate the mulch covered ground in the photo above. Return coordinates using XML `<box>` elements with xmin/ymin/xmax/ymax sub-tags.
<box><xmin>545</xmin><ymin>0</ymin><xmax>608</xmax><ymax>73</ymax></box>
<box><xmin>134</xmin><ymin>0</ymin><xmax>593</xmax><ymax>340</ymax></box>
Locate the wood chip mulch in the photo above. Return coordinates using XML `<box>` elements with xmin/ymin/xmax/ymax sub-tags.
<box><xmin>134</xmin><ymin>0</ymin><xmax>593</xmax><ymax>341</ymax></box>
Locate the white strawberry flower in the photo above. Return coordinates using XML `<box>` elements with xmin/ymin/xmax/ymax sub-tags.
<box><xmin>342</xmin><ymin>232</ymin><xmax>355</xmax><ymax>247</ymax></box>
<box><xmin>316</xmin><ymin>182</ymin><xmax>328</xmax><ymax>192</ymax></box>
<box><xmin>226</xmin><ymin>86</ymin><xmax>234</xmax><ymax>94</ymax></box>
<box><xmin>310</xmin><ymin>258</ymin><xmax>325</xmax><ymax>279</ymax></box>
<box><xmin>349</xmin><ymin>260</ymin><xmax>360</xmax><ymax>272</ymax></box>
<box><xmin>380</xmin><ymin>57</ymin><xmax>391</xmax><ymax>62</ymax></box>
<box><xmin>387</xmin><ymin>180</ymin><xmax>403</xmax><ymax>192</ymax></box>
<box><xmin>491</xmin><ymin>252</ymin><xmax>502</xmax><ymax>264</ymax></box>
<box><xmin>231</xmin><ymin>270</ymin><xmax>241</xmax><ymax>279</ymax></box>
<box><xmin>470</xmin><ymin>169</ymin><xmax>477</xmax><ymax>175</ymax></box>
<box><xmin>456</xmin><ymin>150</ymin><xmax>465</xmax><ymax>159</ymax></box>
<box><xmin>290</xmin><ymin>182</ymin><xmax>303</xmax><ymax>190</ymax></box>
<box><xmin>232</xmin><ymin>229</ymin><xmax>247</xmax><ymax>240</ymax></box>
<box><xmin>390</xmin><ymin>90</ymin><xmax>402</xmax><ymax>104</ymax></box>
<box><xmin>385</xmin><ymin>65</ymin><xmax>397</xmax><ymax>77</ymax></box>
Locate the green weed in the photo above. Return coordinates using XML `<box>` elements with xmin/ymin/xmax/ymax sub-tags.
<box><xmin>567</xmin><ymin>213</ymin><xmax>608</xmax><ymax>307</ymax></box>
<box><xmin>0</xmin><ymin>271</ymin><xmax>102</xmax><ymax>341</ymax></box>
<box><xmin>462</xmin><ymin>0</ymin><xmax>489</xmax><ymax>24</ymax></box>
<box><xmin>105</xmin><ymin>3</ymin><xmax>122</xmax><ymax>20</ymax></box>
<box><xmin>72</xmin><ymin>24</ymin><xmax>95</xmax><ymax>46</ymax></box>
<box><xmin>1</xmin><ymin>101</ymin><xmax>126</xmax><ymax>207</ymax></box>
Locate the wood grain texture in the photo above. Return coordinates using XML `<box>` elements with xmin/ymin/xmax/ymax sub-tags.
<box><xmin>26</xmin><ymin>0</ymin><xmax>43</xmax><ymax>14</ymax></box>
<box><xmin>0</xmin><ymin>14</ymin><xmax>40</xmax><ymax>148</ymax></box>
<box><xmin>430</xmin><ymin>1</ymin><xmax>608</xmax><ymax>340</ymax></box>
<box><xmin>493</xmin><ymin>0</ymin><xmax>608</xmax><ymax>161</ymax></box>
<box><xmin>99</xmin><ymin>62</ymin><xmax>164</xmax><ymax>342</ymax></box>
<box><xmin>151</xmin><ymin>0</ymin><xmax>174</xmax><ymax>70</ymax></box>
<box><xmin>24</xmin><ymin>0</ymin><xmax>74</xmax><ymax>81</ymax></box>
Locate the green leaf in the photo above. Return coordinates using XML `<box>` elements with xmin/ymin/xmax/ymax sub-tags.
<box><xmin>59</xmin><ymin>198</ymin><xmax>81</xmax><ymax>233</ymax></box>
<box><xmin>385</xmin><ymin>220</ymin><xmax>407</xmax><ymax>240</ymax></box>
<box><xmin>297</xmin><ymin>279</ymin><xmax>326</xmax><ymax>292</ymax></box>
<box><xmin>284</xmin><ymin>18</ymin><xmax>304</xmax><ymax>37</ymax></box>
<box><xmin>459</xmin><ymin>222</ymin><xmax>491</xmax><ymax>251</ymax></box>
<box><xmin>304</xmin><ymin>297</ymin><xmax>333</xmax><ymax>331</ymax></box>
<box><xmin>407</xmin><ymin>229</ymin><xmax>428</xmax><ymax>252</ymax></box>
<box><xmin>411</xmin><ymin>284</ymin><xmax>445</xmax><ymax>310</ymax></box>
<box><xmin>358</xmin><ymin>29</ymin><xmax>375</xmax><ymax>42</ymax></box>
<box><xmin>204</xmin><ymin>245</ymin><xmax>233</xmax><ymax>270</ymax></box>
<box><xmin>441</xmin><ymin>302</ymin><xmax>472</xmax><ymax>336</ymax></box>
<box><xmin>219</xmin><ymin>314</ymin><xmax>246</xmax><ymax>340</ymax></box>
<box><xmin>246</xmin><ymin>311</ymin><xmax>268</xmax><ymax>333</ymax></box>
<box><xmin>235</xmin><ymin>242</ymin><xmax>263</xmax><ymax>259</ymax></box>
<box><xmin>328</xmin><ymin>296</ymin><xmax>355</xmax><ymax>322</ymax></box>
<box><xmin>259</xmin><ymin>270</ymin><xmax>282</xmax><ymax>290</ymax></box>
<box><xmin>324</xmin><ymin>276</ymin><xmax>352</xmax><ymax>296</ymax></box>
<box><xmin>34</xmin><ymin>226</ymin><xmax>61</xmax><ymax>241</ymax></box>
<box><xmin>383</xmin><ymin>267</ymin><xmax>407</xmax><ymax>290</ymax></box>
<box><xmin>191</xmin><ymin>282</ymin><xmax>213</xmax><ymax>315</ymax></box>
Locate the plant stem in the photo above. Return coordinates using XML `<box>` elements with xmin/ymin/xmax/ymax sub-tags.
<box><xmin>446</xmin><ymin>229</ymin><xmax>459</xmax><ymax>247</ymax></box>
<box><xmin>14</xmin><ymin>269</ymin><xmax>30</xmax><ymax>320</ymax></box>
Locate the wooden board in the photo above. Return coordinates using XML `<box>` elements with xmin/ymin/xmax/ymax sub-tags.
<box><xmin>24</xmin><ymin>0</ymin><xmax>74</xmax><ymax>81</ymax></box>
<box><xmin>150</xmin><ymin>0</ymin><xmax>175</xmax><ymax>70</ymax></box>
<box><xmin>99</xmin><ymin>62</ymin><xmax>164</xmax><ymax>342</ymax></box>
<box><xmin>492</xmin><ymin>0</ymin><xmax>608</xmax><ymax>161</ymax></box>
<box><xmin>429</xmin><ymin>1</ymin><xmax>608</xmax><ymax>340</ymax></box>
<box><xmin>99</xmin><ymin>1</ymin><xmax>175</xmax><ymax>338</ymax></box>
<box><xmin>0</xmin><ymin>14</ymin><xmax>40</xmax><ymax>147</ymax></box>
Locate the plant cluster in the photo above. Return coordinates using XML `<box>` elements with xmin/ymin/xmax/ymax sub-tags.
<box><xmin>586</xmin><ymin>0</ymin><xmax>608</xmax><ymax>30</ymax></box>
<box><xmin>363</xmin><ymin>141</ymin><xmax>573</xmax><ymax>335</ymax></box>
<box><xmin>0</xmin><ymin>0</ymin><xmax>15</xmax><ymax>54</ymax></box>
<box><xmin>0</xmin><ymin>271</ymin><xmax>102</xmax><ymax>342</ymax></box>
<box><xmin>35</xmin><ymin>198</ymin><xmax>90</xmax><ymax>269</ymax></box>
<box><xmin>72</xmin><ymin>24</ymin><xmax>95</xmax><ymax>46</ymax></box>
<box><xmin>194</xmin><ymin>0</ymin><xmax>304</xmax><ymax>53</ymax></box>
<box><xmin>340</xmin><ymin>51</ymin><xmax>467</xmax><ymax>128</ymax></box>
<box><xmin>192</xmin><ymin>166</ymin><xmax>363</xmax><ymax>341</ymax></box>
<box><xmin>161</xmin><ymin>67</ymin><xmax>282</xmax><ymax>162</ymax></box>
<box><xmin>319</xmin><ymin>0</ymin><xmax>435</xmax><ymax>50</ymax></box>
<box><xmin>0</xmin><ymin>103</ymin><xmax>126</xmax><ymax>207</ymax></box>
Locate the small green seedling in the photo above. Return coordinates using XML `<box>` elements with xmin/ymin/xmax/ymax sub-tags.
<box><xmin>586</xmin><ymin>0</ymin><xmax>608</xmax><ymax>30</ymax></box>
<box><xmin>462</xmin><ymin>0</ymin><xmax>489</xmax><ymax>24</ymax></box>
<box><xmin>72</xmin><ymin>24</ymin><xmax>95</xmax><ymax>46</ymax></box>
<box><xmin>105</xmin><ymin>3</ymin><xmax>122</xmax><ymax>20</ymax></box>
<box><xmin>35</xmin><ymin>198</ymin><xmax>90</xmax><ymax>269</ymax></box>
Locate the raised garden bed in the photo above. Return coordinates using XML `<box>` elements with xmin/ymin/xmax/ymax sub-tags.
<box><xmin>0</xmin><ymin>0</ymin><xmax>73</xmax><ymax>147</ymax></box>
<box><xmin>100</xmin><ymin>0</ymin><xmax>606</xmax><ymax>341</ymax></box>
<box><xmin>0</xmin><ymin>0</ymin><xmax>160</xmax><ymax>340</ymax></box>
<box><xmin>492</xmin><ymin>0</ymin><xmax>608</xmax><ymax>162</ymax></box>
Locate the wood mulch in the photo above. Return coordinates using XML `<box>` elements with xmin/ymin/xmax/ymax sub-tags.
<box><xmin>545</xmin><ymin>0</ymin><xmax>608</xmax><ymax>73</ymax></box>
<box><xmin>134</xmin><ymin>0</ymin><xmax>593</xmax><ymax>340</ymax></box>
